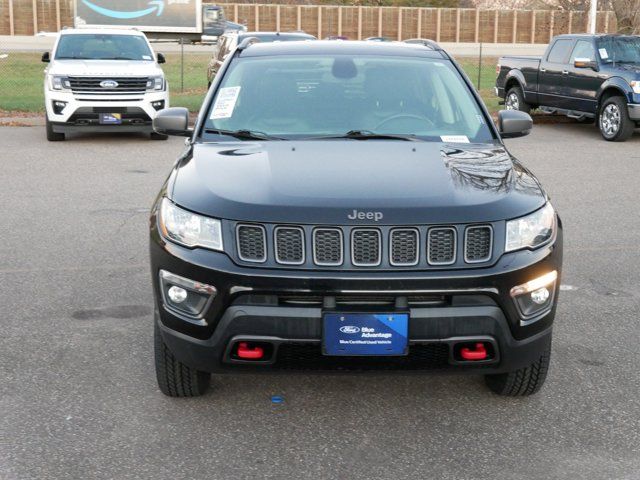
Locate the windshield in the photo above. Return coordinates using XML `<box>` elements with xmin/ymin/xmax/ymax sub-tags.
<box><xmin>55</xmin><ymin>34</ymin><xmax>153</xmax><ymax>61</ymax></box>
<box><xmin>203</xmin><ymin>54</ymin><xmax>494</xmax><ymax>142</ymax></box>
<box><xmin>597</xmin><ymin>36</ymin><xmax>640</xmax><ymax>64</ymax></box>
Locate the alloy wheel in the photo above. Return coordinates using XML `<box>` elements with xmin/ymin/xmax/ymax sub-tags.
<box><xmin>601</xmin><ymin>104</ymin><xmax>620</xmax><ymax>137</ymax></box>
<box><xmin>505</xmin><ymin>92</ymin><xmax>520</xmax><ymax>110</ymax></box>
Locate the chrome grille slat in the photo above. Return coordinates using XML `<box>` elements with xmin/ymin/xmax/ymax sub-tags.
<box><xmin>68</xmin><ymin>76</ymin><xmax>148</xmax><ymax>94</ymax></box>
<box><xmin>351</xmin><ymin>229</ymin><xmax>381</xmax><ymax>267</ymax></box>
<box><xmin>390</xmin><ymin>228</ymin><xmax>419</xmax><ymax>266</ymax></box>
<box><xmin>313</xmin><ymin>228</ymin><xmax>343</xmax><ymax>266</ymax></box>
<box><xmin>464</xmin><ymin>226</ymin><xmax>493</xmax><ymax>263</ymax></box>
<box><xmin>236</xmin><ymin>224</ymin><xmax>267</xmax><ymax>263</ymax></box>
<box><xmin>274</xmin><ymin>227</ymin><xmax>305</xmax><ymax>265</ymax></box>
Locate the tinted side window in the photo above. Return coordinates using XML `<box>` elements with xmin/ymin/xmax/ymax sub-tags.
<box><xmin>547</xmin><ymin>39</ymin><xmax>574</xmax><ymax>63</ymax></box>
<box><xmin>570</xmin><ymin>40</ymin><xmax>595</xmax><ymax>62</ymax></box>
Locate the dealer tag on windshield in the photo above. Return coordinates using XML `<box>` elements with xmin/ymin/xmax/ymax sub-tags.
<box><xmin>440</xmin><ymin>135</ymin><xmax>470</xmax><ymax>143</ymax></box>
<box><xmin>210</xmin><ymin>86</ymin><xmax>241</xmax><ymax>119</ymax></box>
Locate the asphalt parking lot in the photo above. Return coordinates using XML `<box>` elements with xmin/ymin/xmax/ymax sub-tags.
<box><xmin>1</xmin><ymin>123</ymin><xmax>640</xmax><ymax>479</ymax></box>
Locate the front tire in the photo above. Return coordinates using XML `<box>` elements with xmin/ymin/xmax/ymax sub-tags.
<box><xmin>599</xmin><ymin>96</ymin><xmax>635</xmax><ymax>142</ymax></box>
<box><xmin>505</xmin><ymin>86</ymin><xmax>531</xmax><ymax>114</ymax></box>
<box><xmin>46</xmin><ymin>117</ymin><xmax>65</xmax><ymax>141</ymax></box>
<box><xmin>484</xmin><ymin>347</ymin><xmax>551</xmax><ymax>396</ymax></box>
<box><xmin>154</xmin><ymin>320</ymin><xmax>210</xmax><ymax>397</ymax></box>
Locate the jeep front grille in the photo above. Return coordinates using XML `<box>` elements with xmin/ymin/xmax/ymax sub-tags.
<box><xmin>236</xmin><ymin>224</ymin><xmax>267</xmax><ymax>262</ymax></box>
<box><xmin>233</xmin><ymin>222</ymin><xmax>495</xmax><ymax>269</ymax></box>
<box><xmin>427</xmin><ymin>227</ymin><xmax>456</xmax><ymax>265</ymax></box>
<box><xmin>274</xmin><ymin>227</ymin><xmax>304</xmax><ymax>265</ymax></box>
<box><xmin>464</xmin><ymin>226</ymin><xmax>493</xmax><ymax>263</ymax></box>
<box><xmin>312</xmin><ymin>228</ymin><xmax>343</xmax><ymax>266</ymax></box>
<box><xmin>351</xmin><ymin>229</ymin><xmax>381</xmax><ymax>266</ymax></box>
<box><xmin>390</xmin><ymin>229</ymin><xmax>419</xmax><ymax>266</ymax></box>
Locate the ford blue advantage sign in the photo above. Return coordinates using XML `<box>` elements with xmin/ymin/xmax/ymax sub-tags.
<box><xmin>75</xmin><ymin>0</ymin><xmax>202</xmax><ymax>33</ymax></box>
<box><xmin>323</xmin><ymin>313</ymin><xmax>409</xmax><ymax>356</ymax></box>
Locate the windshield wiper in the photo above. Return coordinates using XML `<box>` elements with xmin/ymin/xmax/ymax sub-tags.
<box><xmin>304</xmin><ymin>130</ymin><xmax>421</xmax><ymax>141</ymax></box>
<box><xmin>204</xmin><ymin>128</ymin><xmax>287</xmax><ymax>140</ymax></box>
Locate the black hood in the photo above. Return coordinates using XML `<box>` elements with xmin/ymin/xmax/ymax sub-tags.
<box><xmin>170</xmin><ymin>140</ymin><xmax>546</xmax><ymax>225</ymax></box>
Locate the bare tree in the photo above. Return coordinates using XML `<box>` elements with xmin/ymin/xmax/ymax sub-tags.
<box><xmin>610</xmin><ymin>0</ymin><xmax>640</xmax><ymax>33</ymax></box>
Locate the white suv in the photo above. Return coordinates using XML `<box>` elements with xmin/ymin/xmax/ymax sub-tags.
<box><xmin>42</xmin><ymin>28</ymin><xmax>169</xmax><ymax>141</ymax></box>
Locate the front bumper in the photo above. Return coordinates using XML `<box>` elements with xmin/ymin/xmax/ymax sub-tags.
<box><xmin>150</xmin><ymin>220</ymin><xmax>563</xmax><ymax>374</ymax></box>
<box><xmin>44</xmin><ymin>89</ymin><xmax>169</xmax><ymax>132</ymax></box>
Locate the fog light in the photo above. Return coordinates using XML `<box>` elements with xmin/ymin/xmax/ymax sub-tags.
<box><xmin>151</xmin><ymin>100</ymin><xmax>165</xmax><ymax>111</ymax></box>
<box><xmin>511</xmin><ymin>270</ymin><xmax>557</xmax><ymax>320</ymax></box>
<box><xmin>531</xmin><ymin>287</ymin><xmax>550</xmax><ymax>305</ymax></box>
<box><xmin>159</xmin><ymin>270</ymin><xmax>216</xmax><ymax>319</ymax></box>
<box><xmin>167</xmin><ymin>285</ymin><xmax>187</xmax><ymax>304</ymax></box>
<box><xmin>52</xmin><ymin>101</ymin><xmax>67</xmax><ymax>115</ymax></box>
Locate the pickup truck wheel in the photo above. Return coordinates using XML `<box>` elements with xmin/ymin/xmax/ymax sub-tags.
<box><xmin>150</xmin><ymin>132</ymin><xmax>169</xmax><ymax>141</ymax></box>
<box><xmin>154</xmin><ymin>320</ymin><xmax>211</xmax><ymax>397</ymax></box>
<box><xmin>484</xmin><ymin>347</ymin><xmax>550</xmax><ymax>396</ymax></box>
<box><xmin>599</xmin><ymin>96</ymin><xmax>635</xmax><ymax>141</ymax></box>
<box><xmin>46</xmin><ymin>117</ymin><xmax>65</xmax><ymax>142</ymax></box>
<box><xmin>505</xmin><ymin>87</ymin><xmax>530</xmax><ymax>114</ymax></box>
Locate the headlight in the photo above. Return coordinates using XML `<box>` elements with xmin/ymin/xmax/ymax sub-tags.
<box><xmin>49</xmin><ymin>75</ymin><xmax>70</xmax><ymax>91</ymax></box>
<box><xmin>630</xmin><ymin>81</ymin><xmax>640</xmax><ymax>94</ymax></box>
<box><xmin>147</xmin><ymin>75</ymin><xmax>165</xmax><ymax>91</ymax></box>
<box><xmin>505</xmin><ymin>203</ymin><xmax>555</xmax><ymax>252</ymax></box>
<box><xmin>159</xmin><ymin>198</ymin><xmax>223</xmax><ymax>251</ymax></box>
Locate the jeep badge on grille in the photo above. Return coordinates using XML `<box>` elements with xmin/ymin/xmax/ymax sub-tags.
<box><xmin>347</xmin><ymin>210</ymin><xmax>383</xmax><ymax>222</ymax></box>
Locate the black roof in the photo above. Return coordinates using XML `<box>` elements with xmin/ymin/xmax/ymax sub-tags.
<box><xmin>240</xmin><ymin>40</ymin><xmax>448</xmax><ymax>58</ymax></box>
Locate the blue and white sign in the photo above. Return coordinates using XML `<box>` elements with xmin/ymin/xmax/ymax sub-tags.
<box><xmin>323</xmin><ymin>312</ymin><xmax>409</xmax><ymax>356</ymax></box>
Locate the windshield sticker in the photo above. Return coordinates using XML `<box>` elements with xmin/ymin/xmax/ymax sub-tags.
<box><xmin>599</xmin><ymin>48</ymin><xmax>608</xmax><ymax>59</ymax></box>
<box><xmin>142</xmin><ymin>55</ymin><xmax>152</xmax><ymax>60</ymax></box>
<box><xmin>441</xmin><ymin>135</ymin><xmax>470</xmax><ymax>143</ymax></box>
<box><xmin>211</xmin><ymin>86</ymin><xmax>241</xmax><ymax>119</ymax></box>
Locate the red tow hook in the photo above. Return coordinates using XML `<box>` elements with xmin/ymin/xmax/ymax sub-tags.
<box><xmin>236</xmin><ymin>342</ymin><xmax>264</xmax><ymax>360</ymax></box>
<box><xmin>460</xmin><ymin>343</ymin><xmax>488</xmax><ymax>361</ymax></box>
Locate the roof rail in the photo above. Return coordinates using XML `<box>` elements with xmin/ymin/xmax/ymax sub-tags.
<box><xmin>237</xmin><ymin>36</ymin><xmax>261</xmax><ymax>51</ymax></box>
<box><xmin>422</xmin><ymin>39</ymin><xmax>442</xmax><ymax>50</ymax></box>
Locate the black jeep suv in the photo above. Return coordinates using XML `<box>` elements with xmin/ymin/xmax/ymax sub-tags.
<box><xmin>150</xmin><ymin>40</ymin><xmax>562</xmax><ymax>397</ymax></box>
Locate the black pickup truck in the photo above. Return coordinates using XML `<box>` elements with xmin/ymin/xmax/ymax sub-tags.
<box><xmin>496</xmin><ymin>34</ymin><xmax>640</xmax><ymax>141</ymax></box>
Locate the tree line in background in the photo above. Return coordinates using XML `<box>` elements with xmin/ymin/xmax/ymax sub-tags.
<box><xmin>240</xmin><ymin>0</ymin><xmax>639</xmax><ymax>33</ymax></box>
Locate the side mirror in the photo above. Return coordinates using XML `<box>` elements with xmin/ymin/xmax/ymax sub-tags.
<box><xmin>153</xmin><ymin>107</ymin><xmax>192</xmax><ymax>137</ymax></box>
<box><xmin>157</xmin><ymin>52</ymin><xmax>166</xmax><ymax>64</ymax></box>
<box><xmin>574</xmin><ymin>57</ymin><xmax>597</xmax><ymax>70</ymax></box>
<box><xmin>498</xmin><ymin>110</ymin><xmax>532</xmax><ymax>139</ymax></box>
<box><xmin>41</xmin><ymin>52</ymin><xmax>50</xmax><ymax>63</ymax></box>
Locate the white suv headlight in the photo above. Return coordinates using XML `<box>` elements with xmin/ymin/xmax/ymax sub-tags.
<box><xmin>159</xmin><ymin>198</ymin><xmax>223</xmax><ymax>251</ymax></box>
<box><xmin>147</xmin><ymin>75</ymin><xmax>165</xmax><ymax>91</ymax></box>
<box><xmin>49</xmin><ymin>75</ymin><xmax>70</xmax><ymax>91</ymax></box>
<box><xmin>505</xmin><ymin>203</ymin><xmax>556</xmax><ymax>252</ymax></box>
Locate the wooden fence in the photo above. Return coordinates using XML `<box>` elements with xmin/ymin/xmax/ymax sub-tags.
<box><xmin>220</xmin><ymin>3</ymin><xmax>617</xmax><ymax>43</ymax></box>
<box><xmin>0</xmin><ymin>0</ymin><xmax>618</xmax><ymax>43</ymax></box>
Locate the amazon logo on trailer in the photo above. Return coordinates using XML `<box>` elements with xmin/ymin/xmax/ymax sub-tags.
<box><xmin>80</xmin><ymin>0</ymin><xmax>166</xmax><ymax>19</ymax></box>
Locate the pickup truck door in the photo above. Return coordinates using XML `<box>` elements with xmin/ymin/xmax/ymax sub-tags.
<box><xmin>565</xmin><ymin>39</ymin><xmax>603</xmax><ymax>114</ymax></box>
<box><xmin>538</xmin><ymin>38</ymin><xmax>576</xmax><ymax>109</ymax></box>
